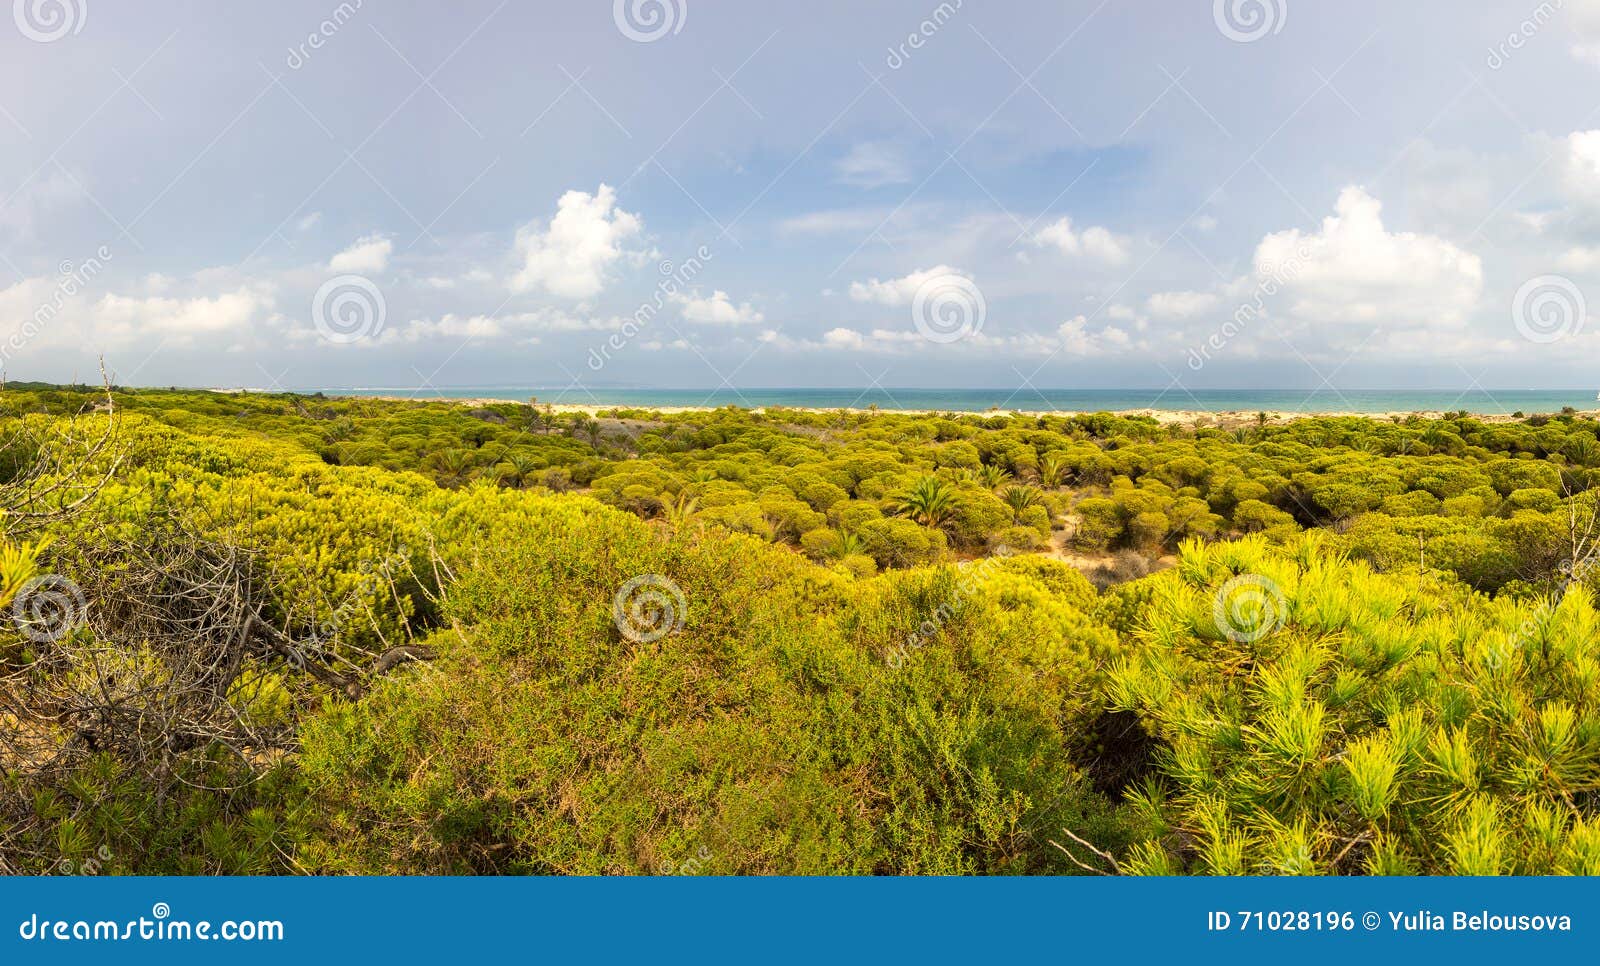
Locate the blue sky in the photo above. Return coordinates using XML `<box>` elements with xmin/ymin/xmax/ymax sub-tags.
<box><xmin>5</xmin><ymin>0</ymin><xmax>1600</xmax><ymax>393</ymax></box>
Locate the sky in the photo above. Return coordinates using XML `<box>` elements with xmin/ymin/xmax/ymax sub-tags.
<box><xmin>5</xmin><ymin>0</ymin><xmax>1600</xmax><ymax>394</ymax></box>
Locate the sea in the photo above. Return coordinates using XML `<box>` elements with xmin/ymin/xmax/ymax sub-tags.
<box><xmin>313</xmin><ymin>387</ymin><xmax>1598</xmax><ymax>416</ymax></box>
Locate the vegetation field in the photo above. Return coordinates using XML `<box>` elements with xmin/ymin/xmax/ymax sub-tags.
<box><xmin>5</xmin><ymin>383</ymin><xmax>1600</xmax><ymax>875</ymax></box>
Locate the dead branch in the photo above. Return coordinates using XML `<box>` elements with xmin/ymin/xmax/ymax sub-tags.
<box><xmin>1048</xmin><ymin>828</ymin><xmax>1123</xmax><ymax>876</ymax></box>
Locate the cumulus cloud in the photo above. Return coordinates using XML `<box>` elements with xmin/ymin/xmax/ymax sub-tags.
<box><xmin>328</xmin><ymin>234</ymin><xmax>393</xmax><ymax>274</ymax></box>
<box><xmin>672</xmin><ymin>289</ymin><xmax>764</xmax><ymax>325</ymax></box>
<box><xmin>848</xmin><ymin>265</ymin><xmax>969</xmax><ymax>305</ymax></box>
<box><xmin>764</xmin><ymin>315</ymin><xmax>1137</xmax><ymax>357</ymax></box>
<box><xmin>1254</xmin><ymin>186</ymin><xmax>1483</xmax><ymax>329</ymax></box>
<box><xmin>91</xmin><ymin>288</ymin><xmax>275</xmax><ymax>343</ymax></box>
<box><xmin>511</xmin><ymin>183</ymin><xmax>645</xmax><ymax>299</ymax></box>
<box><xmin>1560</xmin><ymin>130</ymin><xmax>1600</xmax><ymax>212</ymax></box>
<box><xmin>1032</xmin><ymin>216</ymin><xmax>1129</xmax><ymax>264</ymax></box>
<box><xmin>382</xmin><ymin>313</ymin><xmax>509</xmax><ymax>344</ymax></box>
<box><xmin>379</xmin><ymin>308</ymin><xmax>628</xmax><ymax>344</ymax></box>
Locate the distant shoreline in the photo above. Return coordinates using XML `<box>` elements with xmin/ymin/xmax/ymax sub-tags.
<box><xmin>241</xmin><ymin>385</ymin><xmax>1600</xmax><ymax>421</ymax></box>
<box><xmin>219</xmin><ymin>389</ymin><xmax>1589</xmax><ymax>428</ymax></box>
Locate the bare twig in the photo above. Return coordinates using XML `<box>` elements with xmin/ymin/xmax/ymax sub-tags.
<box><xmin>1048</xmin><ymin>828</ymin><xmax>1122</xmax><ymax>876</ymax></box>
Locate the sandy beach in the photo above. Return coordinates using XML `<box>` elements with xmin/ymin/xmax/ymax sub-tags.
<box><xmin>318</xmin><ymin>393</ymin><xmax>1581</xmax><ymax>429</ymax></box>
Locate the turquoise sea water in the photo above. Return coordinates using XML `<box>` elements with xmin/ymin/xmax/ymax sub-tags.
<box><xmin>317</xmin><ymin>387</ymin><xmax>1597</xmax><ymax>415</ymax></box>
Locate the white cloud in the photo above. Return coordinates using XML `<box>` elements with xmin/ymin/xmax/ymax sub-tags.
<box><xmin>672</xmin><ymin>289</ymin><xmax>764</xmax><ymax>325</ymax></box>
<box><xmin>91</xmin><ymin>288</ymin><xmax>274</xmax><ymax>342</ymax></box>
<box><xmin>833</xmin><ymin>142</ymin><xmax>913</xmax><ymax>188</ymax></box>
<box><xmin>1033</xmin><ymin>216</ymin><xmax>1130</xmax><ymax>264</ymax></box>
<box><xmin>328</xmin><ymin>234</ymin><xmax>393</xmax><ymax>274</ymax></box>
<box><xmin>766</xmin><ymin>315</ymin><xmax>1140</xmax><ymax>358</ymax></box>
<box><xmin>383</xmin><ymin>314</ymin><xmax>510</xmax><ymax>344</ymax></box>
<box><xmin>1561</xmin><ymin>130</ymin><xmax>1600</xmax><ymax>211</ymax></box>
<box><xmin>848</xmin><ymin>265</ymin><xmax>968</xmax><ymax>305</ymax></box>
<box><xmin>511</xmin><ymin>183</ymin><xmax>645</xmax><ymax>299</ymax></box>
<box><xmin>376</xmin><ymin>307</ymin><xmax>638</xmax><ymax>345</ymax></box>
<box><xmin>1254</xmin><ymin>186</ymin><xmax>1483</xmax><ymax>329</ymax></box>
<box><xmin>779</xmin><ymin>207</ymin><xmax>897</xmax><ymax>235</ymax></box>
<box><xmin>295</xmin><ymin>212</ymin><xmax>322</xmax><ymax>232</ymax></box>
<box><xmin>1560</xmin><ymin>246</ymin><xmax>1600</xmax><ymax>272</ymax></box>
<box><xmin>821</xmin><ymin>327</ymin><xmax>866</xmax><ymax>350</ymax></box>
<box><xmin>1146</xmin><ymin>290</ymin><xmax>1219</xmax><ymax>319</ymax></box>
<box><xmin>1572</xmin><ymin>0</ymin><xmax>1600</xmax><ymax>65</ymax></box>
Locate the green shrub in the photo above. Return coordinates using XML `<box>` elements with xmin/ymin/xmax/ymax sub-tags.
<box><xmin>1106</xmin><ymin>535</ymin><xmax>1600</xmax><ymax>875</ymax></box>
<box><xmin>856</xmin><ymin>517</ymin><xmax>947</xmax><ymax>569</ymax></box>
<box><xmin>299</xmin><ymin>497</ymin><xmax>1124</xmax><ymax>874</ymax></box>
<box><xmin>1072</xmin><ymin>497</ymin><xmax>1122</xmax><ymax>551</ymax></box>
